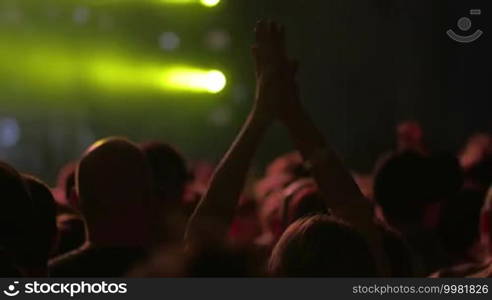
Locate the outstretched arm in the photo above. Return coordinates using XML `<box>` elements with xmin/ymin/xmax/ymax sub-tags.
<box><xmin>185</xmin><ymin>110</ymin><xmax>270</xmax><ymax>245</ymax></box>
<box><xmin>185</xmin><ymin>21</ymin><xmax>287</xmax><ymax>246</ymax></box>
<box><xmin>264</xmin><ymin>22</ymin><xmax>390</xmax><ymax>275</ymax></box>
<box><xmin>281</xmin><ymin>101</ymin><xmax>371</xmax><ymax>228</ymax></box>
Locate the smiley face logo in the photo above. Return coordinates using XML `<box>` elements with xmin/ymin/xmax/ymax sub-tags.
<box><xmin>3</xmin><ymin>282</ymin><xmax>20</xmax><ymax>297</ymax></box>
<box><xmin>447</xmin><ymin>9</ymin><xmax>483</xmax><ymax>43</ymax></box>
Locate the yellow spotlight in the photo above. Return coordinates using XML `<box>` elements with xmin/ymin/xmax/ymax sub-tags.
<box><xmin>161</xmin><ymin>0</ymin><xmax>195</xmax><ymax>4</ymax></box>
<box><xmin>200</xmin><ymin>0</ymin><xmax>221</xmax><ymax>7</ymax></box>
<box><xmin>161</xmin><ymin>0</ymin><xmax>221</xmax><ymax>7</ymax></box>
<box><xmin>204</xmin><ymin>70</ymin><xmax>227</xmax><ymax>93</ymax></box>
<box><xmin>163</xmin><ymin>68</ymin><xmax>227</xmax><ymax>94</ymax></box>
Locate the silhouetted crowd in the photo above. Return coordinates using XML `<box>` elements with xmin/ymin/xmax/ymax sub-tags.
<box><xmin>1</xmin><ymin>21</ymin><xmax>491</xmax><ymax>278</ymax></box>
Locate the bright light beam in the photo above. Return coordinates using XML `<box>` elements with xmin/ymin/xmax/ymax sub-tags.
<box><xmin>200</xmin><ymin>0</ymin><xmax>220</xmax><ymax>7</ymax></box>
<box><xmin>161</xmin><ymin>0</ymin><xmax>221</xmax><ymax>7</ymax></box>
<box><xmin>162</xmin><ymin>68</ymin><xmax>227</xmax><ymax>93</ymax></box>
<box><xmin>0</xmin><ymin>41</ymin><xmax>228</xmax><ymax>95</ymax></box>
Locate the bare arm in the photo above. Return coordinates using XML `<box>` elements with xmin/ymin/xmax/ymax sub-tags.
<box><xmin>265</xmin><ymin>22</ymin><xmax>390</xmax><ymax>275</ymax></box>
<box><xmin>185</xmin><ymin>21</ymin><xmax>285</xmax><ymax>246</ymax></box>
<box><xmin>282</xmin><ymin>80</ymin><xmax>390</xmax><ymax>275</ymax></box>
<box><xmin>185</xmin><ymin>110</ymin><xmax>270</xmax><ymax>245</ymax></box>
<box><xmin>281</xmin><ymin>104</ymin><xmax>370</xmax><ymax>227</ymax></box>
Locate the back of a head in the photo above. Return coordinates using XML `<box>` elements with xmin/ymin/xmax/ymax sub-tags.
<box><xmin>396</xmin><ymin>121</ymin><xmax>426</xmax><ymax>155</ymax></box>
<box><xmin>0</xmin><ymin>162</ymin><xmax>33</xmax><ymax>253</ymax></box>
<box><xmin>140</xmin><ymin>141</ymin><xmax>188</xmax><ymax>206</ymax></box>
<box><xmin>23</xmin><ymin>175</ymin><xmax>57</xmax><ymax>266</ymax></box>
<box><xmin>374</xmin><ymin>151</ymin><xmax>433</xmax><ymax>224</ymax></box>
<box><xmin>269</xmin><ymin>215</ymin><xmax>377</xmax><ymax>277</ymax></box>
<box><xmin>78</xmin><ymin>138</ymin><xmax>152</xmax><ymax>246</ymax></box>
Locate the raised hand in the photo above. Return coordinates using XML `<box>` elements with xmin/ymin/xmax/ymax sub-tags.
<box><xmin>252</xmin><ymin>20</ymin><xmax>301</xmax><ymax>122</ymax></box>
<box><xmin>185</xmin><ymin>21</ymin><xmax>288</xmax><ymax>246</ymax></box>
<box><xmin>251</xmin><ymin>20</ymin><xmax>292</xmax><ymax>119</ymax></box>
<box><xmin>261</xmin><ymin>22</ymin><xmax>390</xmax><ymax>276</ymax></box>
<box><xmin>252</xmin><ymin>20</ymin><xmax>286</xmax><ymax>79</ymax></box>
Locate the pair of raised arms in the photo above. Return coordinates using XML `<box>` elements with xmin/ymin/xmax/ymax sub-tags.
<box><xmin>186</xmin><ymin>21</ymin><xmax>389</xmax><ymax>275</ymax></box>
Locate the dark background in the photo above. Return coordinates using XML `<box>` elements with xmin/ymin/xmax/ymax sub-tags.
<box><xmin>0</xmin><ymin>0</ymin><xmax>490</xmax><ymax>183</ymax></box>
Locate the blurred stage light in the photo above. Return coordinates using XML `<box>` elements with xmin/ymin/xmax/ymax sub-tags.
<box><xmin>161</xmin><ymin>0</ymin><xmax>220</xmax><ymax>7</ymax></box>
<box><xmin>206</xmin><ymin>29</ymin><xmax>230</xmax><ymax>51</ymax></box>
<box><xmin>159</xmin><ymin>32</ymin><xmax>181</xmax><ymax>51</ymax></box>
<box><xmin>0</xmin><ymin>118</ymin><xmax>21</xmax><ymax>148</ymax></box>
<box><xmin>0</xmin><ymin>36</ymin><xmax>227</xmax><ymax>95</ymax></box>
<box><xmin>73</xmin><ymin>6</ymin><xmax>91</xmax><ymax>25</ymax></box>
<box><xmin>200</xmin><ymin>0</ymin><xmax>220</xmax><ymax>7</ymax></box>
<box><xmin>163</xmin><ymin>68</ymin><xmax>227</xmax><ymax>93</ymax></box>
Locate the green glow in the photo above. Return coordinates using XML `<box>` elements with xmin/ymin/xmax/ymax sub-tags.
<box><xmin>200</xmin><ymin>0</ymin><xmax>220</xmax><ymax>7</ymax></box>
<box><xmin>161</xmin><ymin>0</ymin><xmax>195</xmax><ymax>4</ymax></box>
<box><xmin>163</xmin><ymin>68</ymin><xmax>227</xmax><ymax>93</ymax></box>
<box><xmin>160</xmin><ymin>0</ymin><xmax>220</xmax><ymax>7</ymax></box>
<box><xmin>90</xmin><ymin>62</ymin><xmax>228</xmax><ymax>94</ymax></box>
<box><xmin>0</xmin><ymin>35</ymin><xmax>227</xmax><ymax>96</ymax></box>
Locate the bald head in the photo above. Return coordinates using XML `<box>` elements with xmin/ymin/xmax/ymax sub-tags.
<box><xmin>77</xmin><ymin>138</ymin><xmax>152</xmax><ymax>246</ymax></box>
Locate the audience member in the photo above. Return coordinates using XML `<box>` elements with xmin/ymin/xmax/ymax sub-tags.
<box><xmin>0</xmin><ymin>20</ymin><xmax>489</xmax><ymax>279</ymax></box>
<box><xmin>49</xmin><ymin>138</ymin><xmax>153</xmax><ymax>277</ymax></box>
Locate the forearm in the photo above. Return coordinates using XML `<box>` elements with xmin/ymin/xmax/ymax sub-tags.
<box><xmin>282</xmin><ymin>104</ymin><xmax>389</xmax><ymax>275</ymax></box>
<box><xmin>185</xmin><ymin>108</ymin><xmax>270</xmax><ymax>245</ymax></box>
<box><xmin>282</xmin><ymin>105</ymin><xmax>364</xmax><ymax>209</ymax></box>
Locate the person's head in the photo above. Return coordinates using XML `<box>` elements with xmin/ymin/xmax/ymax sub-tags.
<box><xmin>0</xmin><ymin>162</ymin><xmax>33</xmax><ymax>261</ymax></box>
<box><xmin>268</xmin><ymin>215</ymin><xmax>377</xmax><ymax>277</ymax></box>
<box><xmin>373</xmin><ymin>151</ymin><xmax>434</xmax><ymax>225</ymax></box>
<box><xmin>257</xmin><ymin>179</ymin><xmax>325</xmax><ymax>249</ymax></box>
<box><xmin>22</xmin><ymin>175</ymin><xmax>57</xmax><ymax>268</ymax></box>
<box><xmin>140</xmin><ymin>141</ymin><xmax>188</xmax><ymax>207</ymax></box>
<box><xmin>396</xmin><ymin>121</ymin><xmax>424</xmax><ymax>153</ymax></box>
<box><xmin>77</xmin><ymin>137</ymin><xmax>153</xmax><ymax>247</ymax></box>
<box><xmin>255</xmin><ymin>152</ymin><xmax>310</xmax><ymax>202</ymax></box>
